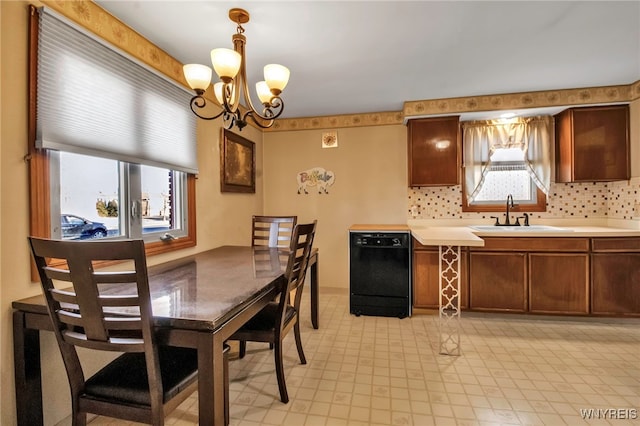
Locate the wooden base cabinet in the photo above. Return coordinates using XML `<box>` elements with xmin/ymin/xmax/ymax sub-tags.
<box><xmin>413</xmin><ymin>245</ymin><xmax>468</xmax><ymax>309</ymax></box>
<box><xmin>592</xmin><ymin>253</ymin><xmax>640</xmax><ymax>315</ymax></box>
<box><xmin>469</xmin><ymin>252</ymin><xmax>527</xmax><ymax>312</ymax></box>
<box><xmin>415</xmin><ymin>236</ymin><xmax>640</xmax><ymax>316</ymax></box>
<box><xmin>529</xmin><ymin>253</ymin><xmax>589</xmax><ymax>314</ymax></box>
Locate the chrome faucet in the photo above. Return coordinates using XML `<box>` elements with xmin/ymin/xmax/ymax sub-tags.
<box><xmin>490</xmin><ymin>194</ymin><xmax>516</xmax><ymax>226</ymax></box>
<box><xmin>505</xmin><ymin>194</ymin><xmax>514</xmax><ymax>225</ymax></box>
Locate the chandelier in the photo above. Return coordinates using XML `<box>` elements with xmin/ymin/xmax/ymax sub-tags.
<box><xmin>183</xmin><ymin>8</ymin><xmax>289</xmax><ymax>131</ymax></box>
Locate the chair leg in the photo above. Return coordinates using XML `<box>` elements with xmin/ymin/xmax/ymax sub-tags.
<box><xmin>72</xmin><ymin>410</ymin><xmax>87</xmax><ymax>426</ymax></box>
<box><xmin>274</xmin><ymin>341</ymin><xmax>289</xmax><ymax>403</ymax></box>
<box><xmin>238</xmin><ymin>340</ymin><xmax>246</xmax><ymax>359</ymax></box>
<box><xmin>293</xmin><ymin>321</ymin><xmax>307</xmax><ymax>365</ymax></box>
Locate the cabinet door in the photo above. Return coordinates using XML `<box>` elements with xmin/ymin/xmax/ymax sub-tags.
<box><xmin>408</xmin><ymin>116</ymin><xmax>460</xmax><ymax>186</ymax></box>
<box><xmin>469</xmin><ymin>252</ymin><xmax>527</xmax><ymax>312</ymax></box>
<box><xmin>413</xmin><ymin>249</ymin><xmax>467</xmax><ymax>309</ymax></box>
<box><xmin>529</xmin><ymin>253</ymin><xmax>589</xmax><ymax>314</ymax></box>
<box><xmin>555</xmin><ymin>105</ymin><xmax>630</xmax><ymax>182</ymax></box>
<box><xmin>592</xmin><ymin>253</ymin><xmax>640</xmax><ymax>314</ymax></box>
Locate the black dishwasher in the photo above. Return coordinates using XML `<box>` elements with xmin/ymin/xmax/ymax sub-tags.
<box><xmin>349</xmin><ymin>231</ymin><xmax>412</xmax><ymax>318</ymax></box>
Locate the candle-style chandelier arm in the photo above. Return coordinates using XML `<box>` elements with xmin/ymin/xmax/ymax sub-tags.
<box><xmin>242</xmin><ymin>96</ymin><xmax>285</xmax><ymax>129</ymax></box>
<box><xmin>188</xmin><ymin>94</ymin><xmax>226</xmax><ymax>121</ymax></box>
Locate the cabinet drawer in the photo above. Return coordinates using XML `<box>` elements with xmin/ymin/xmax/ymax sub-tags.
<box><xmin>592</xmin><ymin>237</ymin><xmax>640</xmax><ymax>252</ymax></box>
<box><xmin>471</xmin><ymin>237</ymin><xmax>589</xmax><ymax>252</ymax></box>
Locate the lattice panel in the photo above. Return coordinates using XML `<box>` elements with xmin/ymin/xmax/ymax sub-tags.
<box><xmin>439</xmin><ymin>245</ymin><xmax>461</xmax><ymax>356</ymax></box>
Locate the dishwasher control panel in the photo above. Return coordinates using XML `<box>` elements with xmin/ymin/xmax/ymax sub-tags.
<box><xmin>352</xmin><ymin>233</ymin><xmax>409</xmax><ymax>248</ymax></box>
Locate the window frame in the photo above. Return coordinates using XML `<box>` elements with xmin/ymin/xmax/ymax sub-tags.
<box><xmin>462</xmin><ymin>152</ymin><xmax>546</xmax><ymax>212</ymax></box>
<box><xmin>27</xmin><ymin>7</ymin><xmax>196</xmax><ymax>272</ymax></box>
<box><xmin>461</xmin><ymin>175</ymin><xmax>547</xmax><ymax>213</ymax></box>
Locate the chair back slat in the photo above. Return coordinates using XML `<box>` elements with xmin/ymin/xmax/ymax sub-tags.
<box><xmin>252</xmin><ymin>215</ymin><xmax>297</xmax><ymax>248</ymax></box>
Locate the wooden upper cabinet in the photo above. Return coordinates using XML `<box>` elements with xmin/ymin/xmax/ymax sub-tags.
<box><xmin>555</xmin><ymin>105</ymin><xmax>630</xmax><ymax>182</ymax></box>
<box><xmin>407</xmin><ymin>116</ymin><xmax>460</xmax><ymax>186</ymax></box>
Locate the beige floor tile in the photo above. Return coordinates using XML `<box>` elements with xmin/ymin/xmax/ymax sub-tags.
<box><xmin>88</xmin><ymin>292</ymin><xmax>640</xmax><ymax>426</ymax></box>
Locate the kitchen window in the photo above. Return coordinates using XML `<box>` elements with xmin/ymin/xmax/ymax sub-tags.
<box><xmin>461</xmin><ymin>116</ymin><xmax>552</xmax><ymax>212</ymax></box>
<box><xmin>29</xmin><ymin>6</ymin><xmax>197</xmax><ymax>254</ymax></box>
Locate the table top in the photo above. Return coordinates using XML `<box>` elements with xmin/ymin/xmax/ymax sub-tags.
<box><xmin>13</xmin><ymin>245</ymin><xmax>285</xmax><ymax>332</ymax></box>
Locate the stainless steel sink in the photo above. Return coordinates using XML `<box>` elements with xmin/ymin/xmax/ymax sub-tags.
<box><xmin>469</xmin><ymin>225</ymin><xmax>573</xmax><ymax>232</ymax></box>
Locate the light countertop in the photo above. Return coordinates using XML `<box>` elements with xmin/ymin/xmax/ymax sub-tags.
<box><xmin>349</xmin><ymin>221</ymin><xmax>640</xmax><ymax>247</ymax></box>
<box><xmin>410</xmin><ymin>224</ymin><xmax>640</xmax><ymax>247</ymax></box>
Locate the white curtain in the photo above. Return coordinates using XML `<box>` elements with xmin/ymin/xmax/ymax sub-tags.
<box><xmin>463</xmin><ymin>116</ymin><xmax>552</xmax><ymax>202</ymax></box>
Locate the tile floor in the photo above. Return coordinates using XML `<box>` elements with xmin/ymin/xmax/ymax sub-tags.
<box><xmin>90</xmin><ymin>290</ymin><xmax>640</xmax><ymax>425</ymax></box>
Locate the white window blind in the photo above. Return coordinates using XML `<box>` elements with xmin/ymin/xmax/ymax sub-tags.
<box><xmin>36</xmin><ymin>7</ymin><xmax>198</xmax><ymax>174</ymax></box>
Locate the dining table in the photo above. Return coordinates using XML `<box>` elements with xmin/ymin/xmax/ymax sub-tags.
<box><xmin>12</xmin><ymin>245</ymin><xmax>320</xmax><ymax>426</ymax></box>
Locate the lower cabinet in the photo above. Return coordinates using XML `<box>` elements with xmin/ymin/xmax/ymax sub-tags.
<box><xmin>591</xmin><ymin>238</ymin><xmax>640</xmax><ymax>315</ymax></box>
<box><xmin>529</xmin><ymin>253</ymin><xmax>589</xmax><ymax>314</ymax></box>
<box><xmin>413</xmin><ymin>236</ymin><xmax>640</xmax><ymax>316</ymax></box>
<box><xmin>469</xmin><ymin>252</ymin><xmax>526</xmax><ymax>312</ymax></box>
<box><xmin>468</xmin><ymin>237</ymin><xmax>590</xmax><ymax>315</ymax></box>
<box><xmin>413</xmin><ymin>243</ymin><xmax>468</xmax><ymax>309</ymax></box>
<box><xmin>592</xmin><ymin>253</ymin><xmax>640</xmax><ymax>314</ymax></box>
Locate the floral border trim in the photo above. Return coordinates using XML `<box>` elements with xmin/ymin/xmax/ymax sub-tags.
<box><xmin>43</xmin><ymin>0</ymin><xmax>187</xmax><ymax>89</ymax></box>
<box><xmin>269</xmin><ymin>111</ymin><xmax>404</xmax><ymax>132</ymax></box>
<box><xmin>46</xmin><ymin>1</ymin><xmax>640</xmax><ymax>133</ymax></box>
<box><xmin>403</xmin><ymin>84</ymin><xmax>636</xmax><ymax>118</ymax></box>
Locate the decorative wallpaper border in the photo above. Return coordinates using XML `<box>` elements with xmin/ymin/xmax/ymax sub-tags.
<box><xmin>403</xmin><ymin>85</ymin><xmax>635</xmax><ymax>119</ymax></box>
<box><xmin>47</xmin><ymin>1</ymin><xmax>640</xmax><ymax>133</ymax></box>
<box><xmin>269</xmin><ymin>111</ymin><xmax>404</xmax><ymax>131</ymax></box>
<box><xmin>43</xmin><ymin>0</ymin><xmax>188</xmax><ymax>90</ymax></box>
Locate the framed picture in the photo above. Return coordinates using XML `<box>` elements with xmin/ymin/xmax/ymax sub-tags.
<box><xmin>220</xmin><ymin>129</ymin><xmax>256</xmax><ymax>193</ymax></box>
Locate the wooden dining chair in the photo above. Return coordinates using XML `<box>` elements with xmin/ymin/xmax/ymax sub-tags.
<box><xmin>252</xmin><ymin>215</ymin><xmax>297</xmax><ymax>248</ymax></box>
<box><xmin>28</xmin><ymin>237</ymin><xmax>229</xmax><ymax>425</ymax></box>
<box><xmin>230</xmin><ymin>220</ymin><xmax>317</xmax><ymax>403</ymax></box>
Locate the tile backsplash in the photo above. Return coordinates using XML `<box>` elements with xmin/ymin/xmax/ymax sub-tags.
<box><xmin>408</xmin><ymin>177</ymin><xmax>640</xmax><ymax>220</ymax></box>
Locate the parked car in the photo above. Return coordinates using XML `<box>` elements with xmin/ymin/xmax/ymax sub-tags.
<box><xmin>61</xmin><ymin>214</ymin><xmax>108</xmax><ymax>240</ymax></box>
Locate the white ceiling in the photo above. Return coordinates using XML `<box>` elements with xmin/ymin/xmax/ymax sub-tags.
<box><xmin>95</xmin><ymin>1</ymin><xmax>640</xmax><ymax>120</ymax></box>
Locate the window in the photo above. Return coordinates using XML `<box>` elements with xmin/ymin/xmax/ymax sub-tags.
<box><xmin>462</xmin><ymin>117</ymin><xmax>552</xmax><ymax>213</ymax></box>
<box><xmin>51</xmin><ymin>152</ymin><xmax>188</xmax><ymax>242</ymax></box>
<box><xmin>469</xmin><ymin>148</ymin><xmax>540</xmax><ymax>206</ymax></box>
<box><xmin>29</xmin><ymin>6</ymin><xmax>196</xmax><ymax>256</ymax></box>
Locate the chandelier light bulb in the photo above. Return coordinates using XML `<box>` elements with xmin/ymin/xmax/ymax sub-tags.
<box><xmin>213</xmin><ymin>82</ymin><xmax>225</xmax><ymax>105</ymax></box>
<box><xmin>264</xmin><ymin>64</ymin><xmax>290</xmax><ymax>95</ymax></box>
<box><xmin>183</xmin><ymin>64</ymin><xmax>212</xmax><ymax>92</ymax></box>
<box><xmin>210</xmin><ymin>48</ymin><xmax>242</xmax><ymax>82</ymax></box>
<box><xmin>256</xmin><ymin>81</ymin><xmax>272</xmax><ymax>104</ymax></box>
<box><xmin>214</xmin><ymin>82</ymin><xmax>238</xmax><ymax>106</ymax></box>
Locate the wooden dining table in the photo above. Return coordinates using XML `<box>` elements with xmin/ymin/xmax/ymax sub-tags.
<box><xmin>12</xmin><ymin>245</ymin><xmax>319</xmax><ymax>426</ymax></box>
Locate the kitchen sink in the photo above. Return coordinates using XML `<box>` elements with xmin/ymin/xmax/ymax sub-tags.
<box><xmin>469</xmin><ymin>225</ymin><xmax>573</xmax><ymax>232</ymax></box>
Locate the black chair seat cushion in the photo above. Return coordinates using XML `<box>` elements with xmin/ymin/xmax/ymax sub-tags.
<box><xmin>239</xmin><ymin>302</ymin><xmax>297</xmax><ymax>332</ymax></box>
<box><xmin>84</xmin><ymin>346</ymin><xmax>198</xmax><ymax>406</ymax></box>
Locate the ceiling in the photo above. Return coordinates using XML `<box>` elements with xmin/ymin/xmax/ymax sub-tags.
<box><xmin>95</xmin><ymin>1</ymin><xmax>640</xmax><ymax>120</ymax></box>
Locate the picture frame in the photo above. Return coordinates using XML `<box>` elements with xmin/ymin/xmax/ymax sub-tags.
<box><xmin>220</xmin><ymin>129</ymin><xmax>256</xmax><ymax>193</ymax></box>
